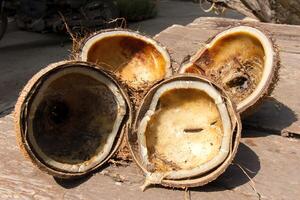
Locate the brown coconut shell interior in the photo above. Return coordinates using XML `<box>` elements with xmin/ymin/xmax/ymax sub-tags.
<box><xmin>129</xmin><ymin>75</ymin><xmax>241</xmax><ymax>188</ymax></box>
<box><xmin>32</xmin><ymin>73</ymin><xmax>118</xmax><ymax>164</ymax></box>
<box><xmin>81</xmin><ymin>32</ymin><xmax>170</xmax><ymax>87</ymax></box>
<box><xmin>183</xmin><ymin>32</ymin><xmax>266</xmax><ymax>107</ymax></box>
<box><xmin>15</xmin><ymin>61</ymin><xmax>131</xmax><ymax>178</ymax></box>
<box><xmin>144</xmin><ymin>88</ymin><xmax>224</xmax><ymax>172</ymax></box>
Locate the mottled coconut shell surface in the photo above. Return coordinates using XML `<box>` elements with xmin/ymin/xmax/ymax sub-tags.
<box><xmin>129</xmin><ymin>74</ymin><xmax>241</xmax><ymax>189</ymax></box>
<box><xmin>77</xmin><ymin>29</ymin><xmax>172</xmax><ymax>88</ymax></box>
<box><xmin>180</xmin><ymin>26</ymin><xmax>279</xmax><ymax>114</ymax></box>
<box><xmin>15</xmin><ymin>61</ymin><xmax>132</xmax><ymax>178</ymax></box>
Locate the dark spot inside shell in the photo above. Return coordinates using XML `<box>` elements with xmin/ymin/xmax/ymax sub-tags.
<box><xmin>47</xmin><ymin>100</ymin><xmax>70</xmax><ymax>124</ymax></box>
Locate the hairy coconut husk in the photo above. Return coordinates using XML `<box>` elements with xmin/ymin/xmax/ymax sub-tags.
<box><xmin>15</xmin><ymin>60</ymin><xmax>132</xmax><ymax>178</ymax></box>
<box><xmin>180</xmin><ymin>25</ymin><xmax>280</xmax><ymax>114</ymax></box>
<box><xmin>76</xmin><ymin>29</ymin><xmax>172</xmax><ymax>90</ymax></box>
<box><xmin>128</xmin><ymin>74</ymin><xmax>241</xmax><ymax>189</ymax></box>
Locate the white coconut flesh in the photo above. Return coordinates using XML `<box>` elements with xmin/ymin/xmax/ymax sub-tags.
<box><xmin>80</xmin><ymin>31</ymin><xmax>172</xmax><ymax>87</ymax></box>
<box><xmin>180</xmin><ymin>26</ymin><xmax>274</xmax><ymax>111</ymax></box>
<box><xmin>137</xmin><ymin>80</ymin><xmax>232</xmax><ymax>183</ymax></box>
<box><xmin>26</xmin><ymin>67</ymin><xmax>126</xmax><ymax>173</ymax></box>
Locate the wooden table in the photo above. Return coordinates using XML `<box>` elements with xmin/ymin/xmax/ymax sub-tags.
<box><xmin>0</xmin><ymin>17</ymin><xmax>299</xmax><ymax>200</ymax></box>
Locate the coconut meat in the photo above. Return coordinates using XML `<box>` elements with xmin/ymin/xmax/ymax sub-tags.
<box><xmin>137</xmin><ymin>80</ymin><xmax>232</xmax><ymax>181</ymax></box>
<box><xmin>27</xmin><ymin>67</ymin><xmax>126</xmax><ymax>173</ymax></box>
<box><xmin>80</xmin><ymin>31</ymin><xmax>172</xmax><ymax>87</ymax></box>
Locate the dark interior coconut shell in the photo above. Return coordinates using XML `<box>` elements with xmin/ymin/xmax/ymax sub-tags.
<box><xmin>15</xmin><ymin>61</ymin><xmax>132</xmax><ymax>178</ymax></box>
<box><xmin>180</xmin><ymin>26</ymin><xmax>280</xmax><ymax>114</ymax></box>
<box><xmin>128</xmin><ymin>74</ymin><xmax>241</xmax><ymax>189</ymax></box>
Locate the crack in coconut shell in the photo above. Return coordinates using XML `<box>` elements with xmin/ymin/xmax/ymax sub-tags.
<box><xmin>15</xmin><ymin>61</ymin><xmax>132</xmax><ymax>178</ymax></box>
<box><xmin>180</xmin><ymin>26</ymin><xmax>280</xmax><ymax>114</ymax></box>
<box><xmin>77</xmin><ymin>29</ymin><xmax>172</xmax><ymax>89</ymax></box>
<box><xmin>129</xmin><ymin>74</ymin><xmax>241</xmax><ymax>189</ymax></box>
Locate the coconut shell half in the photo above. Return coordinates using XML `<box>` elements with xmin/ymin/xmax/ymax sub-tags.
<box><xmin>78</xmin><ymin>29</ymin><xmax>172</xmax><ymax>88</ymax></box>
<box><xmin>129</xmin><ymin>74</ymin><xmax>241</xmax><ymax>189</ymax></box>
<box><xmin>15</xmin><ymin>61</ymin><xmax>132</xmax><ymax>178</ymax></box>
<box><xmin>180</xmin><ymin>26</ymin><xmax>279</xmax><ymax>113</ymax></box>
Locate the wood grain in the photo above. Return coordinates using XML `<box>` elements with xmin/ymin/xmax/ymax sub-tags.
<box><xmin>206</xmin><ymin>0</ymin><xmax>300</xmax><ymax>25</ymax></box>
<box><xmin>0</xmin><ymin>17</ymin><xmax>300</xmax><ymax>199</ymax></box>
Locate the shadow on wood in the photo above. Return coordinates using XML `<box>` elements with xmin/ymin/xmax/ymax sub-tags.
<box><xmin>190</xmin><ymin>142</ymin><xmax>260</xmax><ymax>191</ymax></box>
<box><xmin>244</xmin><ymin>97</ymin><xmax>298</xmax><ymax>136</ymax></box>
<box><xmin>54</xmin><ymin>174</ymin><xmax>93</xmax><ymax>189</ymax></box>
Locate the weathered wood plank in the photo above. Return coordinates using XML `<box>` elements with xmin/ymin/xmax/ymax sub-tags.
<box><xmin>188</xmin><ymin>17</ymin><xmax>300</xmax><ymax>54</ymax></box>
<box><xmin>206</xmin><ymin>0</ymin><xmax>300</xmax><ymax>25</ymax></box>
<box><xmin>1</xmin><ymin>17</ymin><xmax>300</xmax><ymax>200</ymax></box>
<box><xmin>0</xmin><ymin>113</ymin><xmax>299</xmax><ymax>199</ymax></box>
<box><xmin>155</xmin><ymin>17</ymin><xmax>300</xmax><ymax>135</ymax></box>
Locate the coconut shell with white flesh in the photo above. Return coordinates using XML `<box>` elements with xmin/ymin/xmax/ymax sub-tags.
<box><xmin>180</xmin><ymin>26</ymin><xmax>279</xmax><ymax>113</ymax></box>
<box><xmin>129</xmin><ymin>74</ymin><xmax>241</xmax><ymax>189</ymax></box>
<box><xmin>78</xmin><ymin>29</ymin><xmax>172</xmax><ymax>89</ymax></box>
<box><xmin>15</xmin><ymin>61</ymin><xmax>132</xmax><ymax>178</ymax></box>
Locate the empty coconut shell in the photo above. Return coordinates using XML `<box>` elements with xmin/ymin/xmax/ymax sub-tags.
<box><xmin>78</xmin><ymin>29</ymin><xmax>172</xmax><ymax>88</ymax></box>
<box><xmin>180</xmin><ymin>26</ymin><xmax>279</xmax><ymax>113</ymax></box>
<box><xmin>15</xmin><ymin>61</ymin><xmax>132</xmax><ymax>178</ymax></box>
<box><xmin>129</xmin><ymin>74</ymin><xmax>241</xmax><ymax>189</ymax></box>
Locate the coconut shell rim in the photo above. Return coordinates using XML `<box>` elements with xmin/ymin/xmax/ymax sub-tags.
<box><xmin>74</xmin><ymin>28</ymin><xmax>173</xmax><ymax>74</ymax></box>
<box><xmin>128</xmin><ymin>73</ymin><xmax>242</xmax><ymax>188</ymax></box>
<box><xmin>179</xmin><ymin>25</ymin><xmax>280</xmax><ymax>115</ymax></box>
<box><xmin>14</xmin><ymin>60</ymin><xmax>133</xmax><ymax>178</ymax></box>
